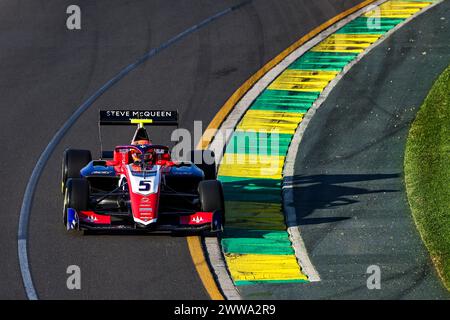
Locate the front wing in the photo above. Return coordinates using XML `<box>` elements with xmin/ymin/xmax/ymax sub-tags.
<box><xmin>67</xmin><ymin>208</ymin><xmax>222</xmax><ymax>233</ymax></box>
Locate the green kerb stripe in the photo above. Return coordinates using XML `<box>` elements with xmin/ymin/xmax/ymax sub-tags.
<box><xmin>222</xmin><ymin>238</ymin><xmax>295</xmax><ymax>255</ymax></box>
<box><xmin>250</xmin><ymin>89</ymin><xmax>319</xmax><ymax>112</ymax></box>
<box><xmin>224</xmin><ymin>228</ymin><xmax>290</xmax><ymax>239</ymax></box>
<box><xmin>335</xmin><ymin>17</ymin><xmax>404</xmax><ymax>34</ymax></box>
<box><xmin>219</xmin><ymin>176</ymin><xmax>282</xmax><ymax>203</ymax></box>
<box><xmin>288</xmin><ymin>51</ymin><xmax>358</xmax><ymax>71</ymax></box>
<box><xmin>224</xmin><ymin>203</ymin><xmax>286</xmax><ymax>230</ymax></box>
<box><xmin>225</xmin><ymin>131</ymin><xmax>293</xmax><ymax>155</ymax></box>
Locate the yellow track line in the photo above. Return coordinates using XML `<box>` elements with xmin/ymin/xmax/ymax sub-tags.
<box><xmin>188</xmin><ymin>0</ymin><xmax>380</xmax><ymax>300</ymax></box>
<box><xmin>186</xmin><ymin>236</ymin><xmax>224</xmax><ymax>300</ymax></box>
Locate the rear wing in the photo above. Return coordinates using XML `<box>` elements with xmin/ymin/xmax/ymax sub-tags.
<box><xmin>99</xmin><ymin>110</ymin><xmax>178</xmax><ymax>126</ymax></box>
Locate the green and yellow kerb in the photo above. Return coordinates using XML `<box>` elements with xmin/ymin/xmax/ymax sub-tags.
<box><xmin>216</xmin><ymin>0</ymin><xmax>438</xmax><ymax>286</ymax></box>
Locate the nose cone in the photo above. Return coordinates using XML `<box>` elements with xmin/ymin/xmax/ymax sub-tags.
<box><xmin>132</xmin><ymin>193</ymin><xmax>159</xmax><ymax>226</ymax></box>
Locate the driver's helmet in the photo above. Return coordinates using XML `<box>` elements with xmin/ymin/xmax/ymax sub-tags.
<box><xmin>131</xmin><ymin>149</ymin><xmax>154</xmax><ymax>164</ymax></box>
<box><xmin>131</xmin><ymin>139</ymin><xmax>151</xmax><ymax>146</ymax></box>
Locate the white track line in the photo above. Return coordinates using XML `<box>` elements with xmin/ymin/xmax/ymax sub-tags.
<box><xmin>204</xmin><ymin>237</ymin><xmax>241</xmax><ymax>300</ymax></box>
<box><xmin>16</xmin><ymin>3</ymin><xmax>251</xmax><ymax>300</ymax></box>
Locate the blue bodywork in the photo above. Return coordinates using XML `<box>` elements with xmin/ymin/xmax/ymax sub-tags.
<box><xmin>66</xmin><ymin>208</ymin><xmax>79</xmax><ymax>230</ymax></box>
<box><xmin>80</xmin><ymin>161</ymin><xmax>116</xmax><ymax>177</ymax></box>
<box><xmin>169</xmin><ymin>163</ymin><xmax>204</xmax><ymax>177</ymax></box>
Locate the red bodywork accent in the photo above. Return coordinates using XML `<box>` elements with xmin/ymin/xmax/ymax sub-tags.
<box><xmin>79</xmin><ymin>210</ymin><xmax>212</xmax><ymax>227</ymax></box>
<box><xmin>79</xmin><ymin>211</ymin><xmax>111</xmax><ymax>224</ymax></box>
<box><xmin>180</xmin><ymin>212</ymin><xmax>213</xmax><ymax>225</ymax></box>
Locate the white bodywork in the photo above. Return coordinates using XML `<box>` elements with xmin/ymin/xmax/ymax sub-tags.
<box><xmin>123</xmin><ymin>164</ymin><xmax>161</xmax><ymax>195</ymax></box>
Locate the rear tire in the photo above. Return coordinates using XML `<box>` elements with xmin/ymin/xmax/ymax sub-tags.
<box><xmin>63</xmin><ymin>178</ymin><xmax>90</xmax><ymax>226</ymax></box>
<box><xmin>198</xmin><ymin>180</ymin><xmax>225</xmax><ymax>226</ymax></box>
<box><xmin>190</xmin><ymin>150</ymin><xmax>216</xmax><ymax>180</ymax></box>
<box><xmin>62</xmin><ymin>149</ymin><xmax>92</xmax><ymax>193</ymax></box>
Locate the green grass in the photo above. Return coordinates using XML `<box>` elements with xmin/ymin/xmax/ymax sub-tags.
<box><xmin>404</xmin><ymin>64</ymin><xmax>450</xmax><ymax>291</ymax></box>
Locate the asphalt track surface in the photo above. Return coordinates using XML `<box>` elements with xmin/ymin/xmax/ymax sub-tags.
<box><xmin>0</xmin><ymin>0</ymin><xmax>367</xmax><ymax>299</ymax></box>
<box><xmin>241</xmin><ymin>0</ymin><xmax>450</xmax><ymax>299</ymax></box>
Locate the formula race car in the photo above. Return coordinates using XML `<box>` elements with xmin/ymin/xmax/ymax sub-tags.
<box><xmin>61</xmin><ymin>110</ymin><xmax>224</xmax><ymax>234</ymax></box>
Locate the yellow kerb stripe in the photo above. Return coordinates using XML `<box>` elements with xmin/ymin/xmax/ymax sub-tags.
<box><xmin>225</xmin><ymin>253</ymin><xmax>308</xmax><ymax>282</ymax></box>
<box><xmin>311</xmin><ymin>34</ymin><xmax>382</xmax><ymax>53</ymax></box>
<box><xmin>268</xmin><ymin>69</ymin><xmax>339</xmax><ymax>92</ymax></box>
<box><xmin>218</xmin><ymin>153</ymin><xmax>285</xmax><ymax>180</ymax></box>
<box><xmin>236</xmin><ymin>110</ymin><xmax>304</xmax><ymax>135</ymax></box>
<box><xmin>224</xmin><ymin>201</ymin><xmax>285</xmax><ymax>230</ymax></box>
<box><xmin>364</xmin><ymin>1</ymin><xmax>432</xmax><ymax>18</ymax></box>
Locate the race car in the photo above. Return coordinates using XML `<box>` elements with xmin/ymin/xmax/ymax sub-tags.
<box><xmin>61</xmin><ymin>110</ymin><xmax>224</xmax><ymax>234</ymax></box>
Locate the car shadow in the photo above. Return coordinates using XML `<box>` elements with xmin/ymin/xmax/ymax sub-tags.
<box><xmin>284</xmin><ymin>173</ymin><xmax>400</xmax><ymax>227</ymax></box>
<box><xmin>82</xmin><ymin>230</ymin><xmax>182</xmax><ymax>237</ymax></box>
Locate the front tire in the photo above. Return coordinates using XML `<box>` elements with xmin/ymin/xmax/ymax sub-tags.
<box><xmin>198</xmin><ymin>180</ymin><xmax>225</xmax><ymax>226</ymax></box>
<box><xmin>63</xmin><ymin>178</ymin><xmax>90</xmax><ymax>227</ymax></box>
<box><xmin>61</xmin><ymin>149</ymin><xmax>92</xmax><ymax>193</ymax></box>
